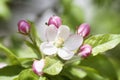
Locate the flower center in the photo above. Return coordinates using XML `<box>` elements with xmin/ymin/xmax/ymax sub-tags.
<box><xmin>54</xmin><ymin>37</ymin><xmax>64</xmax><ymax>48</ymax></box>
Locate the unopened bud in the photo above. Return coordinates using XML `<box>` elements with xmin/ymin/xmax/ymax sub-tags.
<box><xmin>77</xmin><ymin>23</ymin><xmax>90</xmax><ymax>38</ymax></box>
<box><xmin>78</xmin><ymin>44</ymin><xmax>92</xmax><ymax>58</ymax></box>
<box><xmin>48</xmin><ymin>16</ymin><xmax>62</xmax><ymax>28</ymax></box>
<box><xmin>32</xmin><ymin>59</ymin><xmax>45</xmax><ymax>76</ymax></box>
<box><xmin>18</xmin><ymin>20</ymin><xmax>30</xmax><ymax>35</ymax></box>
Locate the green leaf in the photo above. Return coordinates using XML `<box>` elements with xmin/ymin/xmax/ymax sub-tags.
<box><xmin>25</xmin><ymin>40</ymin><xmax>41</xmax><ymax>58</ymax></box>
<box><xmin>39</xmin><ymin>76</ymin><xmax>47</xmax><ymax>80</ymax></box>
<box><xmin>80</xmin><ymin>66</ymin><xmax>106</xmax><ymax>80</ymax></box>
<box><xmin>81</xmin><ymin>54</ymin><xmax>118</xmax><ymax>80</ymax></box>
<box><xmin>61</xmin><ymin>65</ymin><xmax>106</xmax><ymax>80</ymax></box>
<box><xmin>61</xmin><ymin>67</ymin><xmax>85</xmax><ymax>80</ymax></box>
<box><xmin>46</xmin><ymin>75</ymin><xmax>65</xmax><ymax>80</ymax></box>
<box><xmin>0</xmin><ymin>43</ymin><xmax>20</xmax><ymax>65</ymax></box>
<box><xmin>13</xmin><ymin>77</ymin><xmax>18</xmax><ymax>80</ymax></box>
<box><xmin>0</xmin><ymin>65</ymin><xmax>24</xmax><ymax>76</ymax></box>
<box><xmin>25</xmin><ymin>41</ymin><xmax>35</xmax><ymax>50</ymax></box>
<box><xmin>18</xmin><ymin>69</ymin><xmax>39</xmax><ymax>80</ymax></box>
<box><xmin>18</xmin><ymin>58</ymin><xmax>33</xmax><ymax>68</ymax></box>
<box><xmin>69</xmin><ymin>67</ymin><xmax>87</xmax><ymax>79</ymax></box>
<box><xmin>0</xmin><ymin>76</ymin><xmax>17</xmax><ymax>80</ymax></box>
<box><xmin>43</xmin><ymin>57</ymin><xmax>63</xmax><ymax>75</ymax></box>
<box><xmin>61</xmin><ymin>63</ymin><xmax>87</xmax><ymax>80</ymax></box>
<box><xmin>13</xmin><ymin>76</ymin><xmax>47</xmax><ymax>80</ymax></box>
<box><xmin>109</xmin><ymin>58</ymin><xmax>120</xmax><ymax>80</ymax></box>
<box><xmin>85</xmin><ymin>34</ymin><xmax>120</xmax><ymax>56</ymax></box>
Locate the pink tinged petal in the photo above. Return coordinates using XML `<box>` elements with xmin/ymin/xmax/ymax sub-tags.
<box><xmin>46</xmin><ymin>25</ymin><xmax>58</xmax><ymax>41</ymax></box>
<box><xmin>40</xmin><ymin>42</ymin><xmax>57</xmax><ymax>55</ymax></box>
<box><xmin>64</xmin><ymin>34</ymin><xmax>83</xmax><ymax>51</ymax></box>
<box><xmin>32</xmin><ymin>59</ymin><xmax>45</xmax><ymax>76</ymax></box>
<box><xmin>78</xmin><ymin>44</ymin><xmax>92</xmax><ymax>58</ymax></box>
<box><xmin>77</xmin><ymin>23</ymin><xmax>90</xmax><ymax>38</ymax></box>
<box><xmin>58</xmin><ymin>48</ymin><xmax>74</xmax><ymax>60</ymax></box>
<box><xmin>0</xmin><ymin>63</ymin><xmax>7</xmax><ymax>69</ymax></box>
<box><xmin>48</xmin><ymin>16</ymin><xmax>62</xmax><ymax>28</ymax></box>
<box><xmin>57</xmin><ymin>25</ymin><xmax>70</xmax><ymax>41</ymax></box>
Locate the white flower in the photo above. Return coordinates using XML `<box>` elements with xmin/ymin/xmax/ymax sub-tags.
<box><xmin>40</xmin><ymin>25</ymin><xmax>83</xmax><ymax>60</ymax></box>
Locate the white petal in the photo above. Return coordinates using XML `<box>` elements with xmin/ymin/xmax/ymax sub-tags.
<box><xmin>46</xmin><ymin>25</ymin><xmax>58</xmax><ymax>41</ymax></box>
<box><xmin>40</xmin><ymin>42</ymin><xmax>57</xmax><ymax>55</ymax></box>
<box><xmin>56</xmin><ymin>25</ymin><xmax>70</xmax><ymax>41</ymax></box>
<box><xmin>38</xmin><ymin>24</ymin><xmax>48</xmax><ymax>41</ymax></box>
<box><xmin>64</xmin><ymin>34</ymin><xmax>83</xmax><ymax>51</ymax></box>
<box><xmin>58</xmin><ymin>48</ymin><xmax>74</xmax><ymax>60</ymax></box>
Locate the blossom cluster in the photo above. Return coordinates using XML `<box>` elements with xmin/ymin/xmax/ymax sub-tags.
<box><xmin>18</xmin><ymin>16</ymin><xmax>92</xmax><ymax>76</ymax></box>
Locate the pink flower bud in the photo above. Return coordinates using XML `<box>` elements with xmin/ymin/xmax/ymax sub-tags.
<box><xmin>32</xmin><ymin>59</ymin><xmax>45</xmax><ymax>76</ymax></box>
<box><xmin>77</xmin><ymin>23</ymin><xmax>90</xmax><ymax>38</ymax></box>
<box><xmin>18</xmin><ymin>20</ymin><xmax>30</xmax><ymax>35</ymax></box>
<box><xmin>48</xmin><ymin>16</ymin><xmax>62</xmax><ymax>28</ymax></box>
<box><xmin>78</xmin><ymin>44</ymin><xmax>92</xmax><ymax>58</ymax></box>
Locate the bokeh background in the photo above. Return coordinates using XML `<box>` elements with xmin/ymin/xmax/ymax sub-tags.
<box><xmin>0</xmin><ymin>0</ymin><xmax>120</xmax><ymax>79</ymax></box>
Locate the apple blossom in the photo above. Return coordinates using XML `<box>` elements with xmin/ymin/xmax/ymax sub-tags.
<box><xmin>40</xmin><ymin>25</ymin><xmax>83</xmax><ymax>60</ymax></box>
<box><xmin>18</xmin><ymin>20</ymin><xmax>30</xmax><ymax>35</ymax></box>
<box><xmin>77</xmin><ymin>23</ymin><xmax>90</xmax><ymax>38</ymax></box>
<box><xmin>32</xmin><ymin>59</ymin><xmax>45</xmax><ymax>76</ymax></box>
<box><xmin>48</xmin><ymin>16</ymin><xmax>62</xmax><ymax>28</ymax></box>
<box><xmin>78</xmin><ymin>44</ymin><xmax>92</xmax><ymax>58</ymax></box>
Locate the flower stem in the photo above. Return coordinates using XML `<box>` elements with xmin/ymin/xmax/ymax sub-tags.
<box><xmin>28</xmin><ymin>34</ymin><xmax>44</xmax><ymax>59</ymax></box>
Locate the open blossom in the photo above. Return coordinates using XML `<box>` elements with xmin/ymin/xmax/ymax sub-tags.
<box><xmin>78</xmin><ymin>44</ymin><xmax>92</xmax><ymax>58</ymax></box>
<box><xmin>40</xmin><ymin>25</ymin><xmax>83</xmax><ymax>60</ymax></box>
<box><xmin>48</xmin><ymin>16</ymin><xmax>62</xmax><ymax>28</ymax></box>
<box><xmin>32</xmin><ymin>59</ymin><xmax>45</xmax><ymax>76</ymax></box>
<box><xmin>77</xmin><ymin>23</ymin><xmax>90</xmax><ymax>38</ymax></box>
<box><xmin>18</xmin><ymin>20</ymin><xmax>30</xmax><ymax>35</ymax></box>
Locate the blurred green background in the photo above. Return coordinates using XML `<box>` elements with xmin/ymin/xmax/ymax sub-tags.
<box><xmin>0</xmin><ymin>0</ymin><xmax>120</xmax><ymax>80</ymax></box>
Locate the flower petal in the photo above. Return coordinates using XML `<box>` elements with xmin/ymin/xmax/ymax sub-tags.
<box><xmin>64</xmin><ymin>34</ymin><xmax>83</xmax><ymax>51</ymax></box>
<box><xmin>46</xmin><ymin>25</ymin><xmax>58</xmax><ymax>41</ymax></box>
<box><xmin>40</xmin><ymin>42</ymin><xmax>57</xmax><ymax>55</ymax></box>
<box><xmin>39</xmin><ymin>24</ymin><xmax>48</xmax><ymax>41</ymax></box>
<box><xmin>0</xmin><ymin>63</ymin><xmax>7</xmax><ymax>69</ymax></box>
<box><xmin>32</xmin><ymin>59</ymin><xmax>45</xmax><ymax>76</ymax></box>
<box><xmin>56</xmin><ymin>25</ymin><xmax>70</xmax><ymax>41</ymax></box>
<box><xmin>58</xmin><ymin>48</ymin><xmax>74</xmax><ymax>60</ymax></box>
